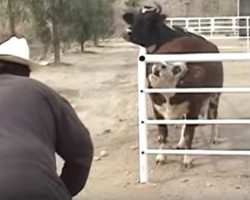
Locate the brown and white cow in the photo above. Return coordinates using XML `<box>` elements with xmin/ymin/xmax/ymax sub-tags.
<box><xmin>122</xmin><ymin>4</ymin><xmax>223</xmax><ymax>166</ymax></box>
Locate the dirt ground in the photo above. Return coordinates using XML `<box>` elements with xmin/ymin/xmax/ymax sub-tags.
<box><xmin>31</xmin><ymin>38</ymin><xmax>250</xmax><ymax>200</ymax></box>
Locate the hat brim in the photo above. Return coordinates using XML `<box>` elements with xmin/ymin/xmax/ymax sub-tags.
<box><xmin>0</xmin><ymin>55</ymin><xmax>39</xmax><ymax>71</ymax></box>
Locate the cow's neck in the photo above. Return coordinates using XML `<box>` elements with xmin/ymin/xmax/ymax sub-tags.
<box><xmin>147</xmin><ymin>25</ymin><xmax>183</xmax><ymax>53</ymax></box>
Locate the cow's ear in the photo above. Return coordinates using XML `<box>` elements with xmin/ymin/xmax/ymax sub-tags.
<box><xmin>123</xmin><ymin>13</ymin><xmax>134</xmax><ymax>25</ymax></box>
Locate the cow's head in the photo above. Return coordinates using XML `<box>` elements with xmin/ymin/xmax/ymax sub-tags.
<box><xmin>149</xmin><ymin>62</ymin><xmax>187</xmax><ymax>89</ymax></box>
<box><xmin>122</xmin><ymin>3</ymin><xmax>166</xmax><ymax>47</ymax></box>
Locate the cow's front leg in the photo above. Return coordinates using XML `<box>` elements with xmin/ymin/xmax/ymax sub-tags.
<box><xmin>183</xmin><ymin>125</ymin><xmax>196</xmax><ymax>168</ymax></box>
<box><xmin>177</xmin><ymin>124</ymin><xmax>186</xmax><ymax>149</ymax></box>
<box><xmin>153</xmin><ymin>108</ymin><xmax>168</xmax><ymax>164</ymax></box>
<box><xmin>210</xmin><ymin>124</ymin><xmax>219</xmax><ymax>144</ymax></box>
<box><xmin>155</xmin><ymin>124</ymin><xmax>168</xmax><ymax>164</ymax></box>
<box><xmin>177</xmin><ymin>115</ymin><xmax>187</xmax><ymax>149</ymax></box>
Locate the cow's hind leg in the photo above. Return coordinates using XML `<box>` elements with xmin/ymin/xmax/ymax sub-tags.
<box><xmin>153</xmin><ymin>108</ymin><xmax>168</xmax><ymax>164</ymax></box>
<box><xmin>208</xmin><ymin>93</ymin><xmax>221</xmax><ymax>144</ymax></box>
<box><xmin>182</xmin><ymin>108</ymin><xmax>200</xmax><ymax>168</ymax></box>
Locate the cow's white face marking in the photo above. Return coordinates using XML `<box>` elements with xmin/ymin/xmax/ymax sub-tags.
<box><xmin>149</xmin><ymin>62</ymin><xmax>187</xmax><ymax>91</ymax></box>
<box><xmin>149</xmin><ymin>61</ymin><xmax>189</xmax><ymax>119</ymax></box>
<box><xmin>154</xmin><ymin>101</ymin><xmax>189</xmax><ymax>119</ymax></box>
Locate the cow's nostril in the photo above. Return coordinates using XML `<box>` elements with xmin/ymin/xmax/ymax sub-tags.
<box><xmin>172</xmin><ymin>66</ymin><xmax>182</xmax><ymax>75</ymax></box>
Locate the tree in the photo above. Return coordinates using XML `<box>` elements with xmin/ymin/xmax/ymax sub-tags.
<box><xmin>62</xmin><ymin>0</ymin><xmax>114</xmax><ymax>52</ymax></box>
<box><xmin>28</xmin><ymin>0</ymin><xmax>67</xmax><ymax>65</ymax></box>
<box><xmin>90</xmin><ymin>0</ymin><xmax>114</xmax><ymax>46</ymax></box>
<box><xmin>0</xmin><ymin>0</ymin><xmax>28</xmax><ymax>36</ymax></box>
<box><xmin>61</xmin><ymin>0</ymin><xmax>92</xmax><ymax>52</ymax></box>
<box><xmin>124</xmin><ymin>0</ymin><xmax>141</xmax><ymax>8</ymax></box>
<box><xmin>27</xmin><ymin>0</ymin><xmax>114</xmax><ymax>63</ymax></box>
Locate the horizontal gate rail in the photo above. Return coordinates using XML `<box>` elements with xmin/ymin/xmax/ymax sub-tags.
<box><xmin>146</xmin><ymin>149</ymin><xmax>250</xmax><ymax>156</ymax></box>
<box><xmin>143</xmin><ymin>87</ymin><xmax>250</xmax><ymax>93</ymax></box>
<box><xmin>144</xmin><ymin>119</ymin><xmax>250</xmax><ymax>125</ymax></box>
<box><xmin>140</xmin><ymin>53</ymin><xmax>250</xmax><ymax>63</ymax></box>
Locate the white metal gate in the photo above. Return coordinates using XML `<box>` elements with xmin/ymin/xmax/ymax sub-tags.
<box><xmin>138</xmin><ymin>47</ymin><xmax>250</xmax><ymax>183</ymax></box>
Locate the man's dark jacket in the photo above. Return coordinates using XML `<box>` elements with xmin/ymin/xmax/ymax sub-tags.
<box><xmin>0</xmin><ymin>74</ymin><xmax>93</xmax><ymax>200</ymax></box>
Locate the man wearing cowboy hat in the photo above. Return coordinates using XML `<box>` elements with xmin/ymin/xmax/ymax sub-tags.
<box><xmin>0</xmin><ymin>36</ymin><xmax>93</xmax><ymax>200</ymax></box>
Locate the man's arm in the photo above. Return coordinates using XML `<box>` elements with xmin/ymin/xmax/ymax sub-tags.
<box><xmin>56</xmin><ymin>99</ymin><xmax>93</xmax><ymax>197</ymax></box>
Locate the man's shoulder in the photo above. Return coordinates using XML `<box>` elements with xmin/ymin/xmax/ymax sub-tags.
<box><xmin>11</xmin><ymin>75</ymin><xmax>63</xmax><ymax>102</ymax></box>
<box><xmin>4</xmin><ymin>75</ymin><xmax>71</xmax><ymax>109</ymax></box>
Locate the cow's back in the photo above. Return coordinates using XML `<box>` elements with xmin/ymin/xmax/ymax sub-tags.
<box><xmin>155</xmin><ymin>36</ymin><xmax>223</xmax><ymax>88</ymax></box>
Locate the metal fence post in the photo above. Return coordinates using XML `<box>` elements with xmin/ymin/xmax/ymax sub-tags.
<box><xmin>138</xmin><ymin>47</ymin><xmax>148</xmax><ymax>183</ymax></box>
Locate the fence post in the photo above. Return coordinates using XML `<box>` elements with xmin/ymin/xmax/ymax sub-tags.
<box><xmin>211</xmin><ymin>18</ymin><xmax>215</xmax><ymax>37</ymax></box>
<box><xmin>247</xmin><ymin>17</ymin><xmax>250</xmax><ymax>52</ymax></box>
<box><xmin>198</xmin><ymin>18</ymin><xmax>201</xmax><ymax>34</ymax></box>
<box><xmin>232</xmin><ymin>17</ymin><xmax>237</xmax><ymax>36</ymax></box>
<box><xmin>138</xmin><ymin>47</ymin><xmax>148</xmax><ymax>183</ymax></box>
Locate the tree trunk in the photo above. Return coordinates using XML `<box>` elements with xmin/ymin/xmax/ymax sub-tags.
<box><xmin>94</xmin><ymin>40</ymin><xmax>98</xmax><ymax>47</ymax></box>
<box><xmin>7</xmin><ymin>0</ymin><xmax>16</xmax><ymax>36</ymax></box>
<box><xmin>52</xmin><ymin>20</ymin><xmax>60</xmax><ymax>65</ymax></box>
<box><xmin>80</xmin><ymin>41</ymin><xmax>85</xmax><ymax>53</ymax></box>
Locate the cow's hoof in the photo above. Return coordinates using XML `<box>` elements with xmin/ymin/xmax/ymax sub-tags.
<box><xmin>183</xmin><ymin>155</ymin><xmax>193</xmax><ymax>168</ymax></box>
<box><xmin>157</xmin><ymin>136</ymin><xmax>168</xmax><ymax>144</ymax></box>
<box><xmin>176</xmin><ymin>138</ymin><xmax>185</xmax><ymax>149</ymax></box>
<box><xmin>183</xmin><ymin>162</ymin><xmax>194</xmax><ymax>169</ymax></box>
<box><xmin>155</xmin><ymin>154</ymin><xmax>166</xmax><ymax>165</ymax></box>
<box><xmin>210</xmin><ymin>138</ymin><xmax>219</xmax><ymax>145</ymax></box>
<box><xmin>176</xmin><ymin>145</ymin><xmax>185</xmax><ymax>149</ymax></box>
<box><xmin>211</xmin><ymin>139</ymin><xmax>216</xmax><ymax>145</ymax></box>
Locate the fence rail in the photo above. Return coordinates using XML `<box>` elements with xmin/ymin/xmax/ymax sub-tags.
<box><xmin>166</xmin><ymin>16</ymin><xmax>250</xmax><ymax>36</ymax></box>
<box><xmin>146</xmin><ymin>149</ymin><xmax>250</xmax><ymax>156</ymax></box>
<box><xmin>145</xmin><ymin>119</ymin><xmax>250</xmax><ymax>125</ymax></box>
<box><xmin>166</xmin><ymin>16</ymin><xmax>250</xmax><ymax>52</ymax></box>
<box><xmin>141</xmin><ymin>52</ymin><xmax>250</xmax><ymax>62</ymax></box>
<box><xmin>143</xmin><ymin>87</ymin><xmax>250</xmax><ymax>93</ymax></box>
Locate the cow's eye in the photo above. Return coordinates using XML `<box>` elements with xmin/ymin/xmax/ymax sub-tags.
<box><xmin>161</xmin><ymin>65</ymin><xmax>166</xmax><ymax>69</ymax></box>
<box><xmin>172</xmin><ymin>66</ymin><xmax>181</xmax><ymax>75</ymax></box>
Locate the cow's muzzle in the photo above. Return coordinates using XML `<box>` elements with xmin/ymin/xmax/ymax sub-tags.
<box><xmin>152</xmin><ymin>65</ymin><xmax>162</xmax><ymax>77</ymax></box>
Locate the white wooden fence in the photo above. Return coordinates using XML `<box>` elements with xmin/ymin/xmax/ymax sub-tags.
<box><xmin>138</xmin><ymin>47</ymin><xmax>250</xmax><ymax>183</ymax></box>
<box><xmin>166</xmin><ymin>16</ymin><xmax>250</xmax><ymax>52</ymax></box>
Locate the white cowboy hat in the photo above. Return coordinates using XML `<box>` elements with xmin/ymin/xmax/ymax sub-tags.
<box><xmin>0</xmin><ymin>36</ymin><xmax>38</xmax><ymax>71</ymax></box>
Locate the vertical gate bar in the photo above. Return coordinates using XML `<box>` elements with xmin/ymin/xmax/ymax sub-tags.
<box><xmin>138</xmin><ymin>47</ymin><xmax>148</xmax><ymax>183</ymax></box>
<box><xmin>247</xmin><ymin>17</ymin><xmax>250</xmax><ymax>52</ymax></box>
<box><xmin>198</xmin><ymin>18</ymin><xmax>201</xmax><ymax>34</ymax></box>
<box><xmin>211</xmin><ymin>18</ymin><xmax>214</xmax><ymax>37</ymax></box>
